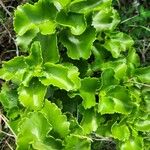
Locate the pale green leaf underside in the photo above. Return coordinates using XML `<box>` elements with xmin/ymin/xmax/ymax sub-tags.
<box><xmin>40</xmin><ymin>100</ymin><xmax>70</xmax><ymax>138</ymax></box>
<box><xmin>39</xmin><ymin>63</ymin><xmax>81</xmax><ymax>91</ymax></box>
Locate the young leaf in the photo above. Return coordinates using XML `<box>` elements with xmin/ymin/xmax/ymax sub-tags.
<box><xmin>40</xmin><ymin>100</ymin><xmax>70</xmax><ymax>138</ymax></box>
<box><xmin>18</xmin><ymin>78</ymin><xmax>47</xmax><ymax>110</ymax></box>
<box><xmin>56</xmin><ymin>11</ymin><xmax>86</xmax><ymax>35</ymax></box>
<box><xmin>60</xmin><ymin>27</ymin><xmax>96</xmax><ymax>60</ymax></box>
<box><xmin>39</xmin><ymin>63</ymin><xmax>81</xmax><ymax>91</ymax></box>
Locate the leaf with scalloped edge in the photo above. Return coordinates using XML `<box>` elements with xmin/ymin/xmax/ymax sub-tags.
<box><xmin>103</xmin><ymin>32</ymin><xmax>134</xmax><ymax>58</ymax></box>
<box><xmin>111</xmin><ymin>122</ymin><xmax>130</xmax><ymax>141</ymax></box>
<box><xmin>64</xmin><ymin>134</ymin><xmax>91</xmax><ymax>150</ymax></box>
<box><xmin>80</xmin><ymin>109</ymin><xmax>100</xmax><ymax>134</ymax></box>
<box><xmin>25</xmin><ymin>41</ymin><xmax>43</xmax><ymax>66</ymax></box>
<box><xmin>135</xmin><ymin>66</ymin><xmax>150</xmax><ymax>83</ymax></box>
<box><xmin>80</xmin><ymin>77</ymin><xmax>99</xmax><ymax>109</ymax></box>
<box><xmin>92</xmin><ymin>8</ymin><xmax>120</xmax><ymax>31</ymax></box>
<box><xmin>70</xmin><ymin>0</ymin><xmax>112</xmax><ymax>14</ymax></box>
<box><xmin>34</xmin><ymin>33</ymin><xmax>59</xmax><ymax>63</ymax></box>
<box><xmin>18</xmin><ymin>78</ymin><xmax>47</xmax><ymax>110</ymax></box>
<box><xmin>98</xmin><ymin>86</ymin><xmax>133</xmax><ymax>114</ymax></box>
<box><xmin>56</xmin><ymin>10</ymin><xmax>86</xmax><ymax>35</ymax></box>
<box><xmin>40</xmin><ymin>99</ymin><xmax>70</xmax><ymax>138</ymax></box>
<box><xmin>120</xmin><ymin>137</ymin><xmax>143</xmax><ymax>150</ymax></box>
<box><xmin>60</xmin><ymin>27</ymin><xmax>96</xmax><ymax>59</ymax></box>
<box><xmin>14</xmin><ymin>0</ymin><xmax>57</xmax><ymax>50</ymax></box>
<box><xmin>39</xmin><ymin>63</ymin><xmax>81</xmax><ymax>91</ymax></box>
<box><xmin>17</xmin><ymin>112</ymin><xmax>52</xmax><ymax>150</ymax></box>
<box><xmin>135</xmin><ymin>120</ymin><xmax>150</xmax><ymax>131</ymax></box>
<box><xmin>0</xmin><ymin>56</ymin><xmax>27</xmax><ymax>84</ymax></box>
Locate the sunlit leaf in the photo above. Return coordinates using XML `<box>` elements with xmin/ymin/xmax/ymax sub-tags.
<box><xmin>17</xmin><ymin>112</ymin><xmax>52</xmax><ymax>150</ymax></box>
<box><xmin>40</xmin><ymin>100</ymin><xmax>70</xmax><ymax>138</ymax></box>
<box><xmin>111</xmin><ymin>122</ymin><xmax>130</xmax><ymax>141</ymax></box>
<box><xmin>39</xmin><ymin>63</ymin><xmax>81</xmax><ymax>91</ymax></box>
<box><xmin>98</xmin><ymin>86</ymin><xmax>133</xmax><ymax>114</ymax></box>
<box><xmin>64</xmin><ymin>134</ymin><xmax>91</xmax><ymax>150</ymax></box>
<box><xmin>120</xmin><ymin>137</ymin><xmax>143</xmax><ymax>150</ymax></box>
<box><xmin>80</xmin><ymin>109</ymin><xmax>99</xmax><ymax>134</ymax></box>
<box><xmin>60</xmin><ymin>27</ymin><xmax>96</xmax><ymax>59</ymax></box>
<box><xmin>103</xmin><ymin>32</ymin><xmax>134</xmax><ymax>58</ymax></box>
<box><xmin>56</xmin><ymin>10</ymin><xmax>86</xmax><ymax>35</ymax></box>
<box><xmin>70</xmin><ymin>0</ymin><xmax>112</xmax><ymax>14</ymax></box>
<box><xmin>135</xmin><ymin>120</ymin><xmax>150</xmax><ymax>131</ymax></box>
<box><xmin>0</xmin><ymin>56</ymin><xmax>27</xmax><ymax>83</ymax></box>
<box><xmin>18</xmin><ymin>78</ymin><xmax>47</xmax><ymax>110</ymax></box>
<box><xmin>92</xmin><ymin>8</ymin><xmax>120</xmax><ymax>31</ymax></box>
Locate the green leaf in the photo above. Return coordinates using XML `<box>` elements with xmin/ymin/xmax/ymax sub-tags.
<box><xmin>56</xmin><ymin>11</ymin><xmax>86</xmax><ymax>35</ymax></box>
<box><xmin>40</xmin><ymin>100</ymin><xmax>70</xmax><ymax>138</ymax></box>
<box><xmin>120</xmin><ymin>137</ymin><xmax>143</xmax><ymax>150</ymax></box>
<box><xmin>54</xmin><ymin>0</ymin><xmax>71</xmax><ymax>8</ymax></box>
<box><xmin>70</xmin><ymin>0</ymin><xmax>112</xmax><ymax>14</ymax></box>
<box><xmin>25</xmin><ymin>41</ymin><xmax>43</xmax><ymax>66</ymax></box>
<box><xmin>0</xmin><ymin>56</ymin><xmax>27</xmax><ymax>84</ymax></box>
<box><xmin>0</xmin><ymin>83</ymin><xmax>19</xmax><ymax>119</ymax></box>
<box><xmin>17</xmin><ymin>112</ymin><xmax>52</xmax><ymax>150</ymax></box>
<box><xmin>60</xmin><ymin>27</ymin><xmax>96</xmax><ymax>59</ymax></box>
<box><xmin>39</xmin><ymin>63</ymin><xmax>81</xmax><ymax>91</ymax></box>
<box><xmin>16</xmin><ymin>28</ymin><xmax>39</xmax><ymax>51</ymax></box>
<box><xmin>135</xmin><ymin>120</ymin><xmax>150</xmax><ymax>131</ymax></box>
<box><xmin>92</xmin><ymin>8</ymin><xmax>120</xmax><ymax>31</ymax></box>
<box><xmin>111</xmin><ymin>122</ymin><xmax>130</xmax><ymax>141</ymax></box>
<box><xmin>135</xmin><ymin>66</ymin><xmax>150</xmax><ymax>83</ymax></box>
<box><xmin>14</xmin><ymin>0</ymin><xmax>57</xmax><ymax>36</ymax></box>
<box><xmin>35</xmin><ymin>33</ymin><xmax>59</xmax><ymax>63</ymax></box>
<box><xmin>80</xmin><ymin>109</ymin><xmax>99</xmax><ymax>134</ymax></box>
<box><xmin>103</xmin><ymin>32</ymin><xmax>134</xmax><ymax>58</ymax></box>
<box><xmin>100</xmin><ymin>69</ymin><xmax>119</xmax><ymax>91</ymax></box>
<box><xmin>18</xmin><ymin>78</ymin><xmax>47</xmax><ymax>110</ymax></box>
<box><xmin>98</xmin><ymin>86</ymin><xmax>133</xmax><ymax>114</ymax></box>
<box><xmin>80</xmin><ymin>77</ymin><xmax>99</xmax><ymax>109</ymax></box>
<box><xmin>64</xmin><ymin>134</ymin><xmax>91</xmax><ymax>150</ymax></box>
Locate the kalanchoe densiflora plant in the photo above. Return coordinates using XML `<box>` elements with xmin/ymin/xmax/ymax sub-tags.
<box><xmin>0</xmin><ymin>0</ymin><xmax>150</xmax><ymax>149</ymax></box>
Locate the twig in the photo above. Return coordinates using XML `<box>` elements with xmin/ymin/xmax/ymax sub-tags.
<box><xmin>121</xmin><ymin>14</ymin><xmax>139</xmax><ymax>24</ymax></box>
<box><xmin>0</xmin><ymin>130</ymin><xmax>16</xmax><ymax>138</ymax></box>
<box><xmin>5</xmin><ymin>140</ymin><xmax>14</xmax><ymax>150</ymax></box>
<box><xmin>0</xmin><ymin>114</ymin><xmax>17</xmax><ymax>139</ymax></box>
<box><xmin>0</xmin><ymin>0</ymin><xmax>11</xmax><ymax>17</ymax></box>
